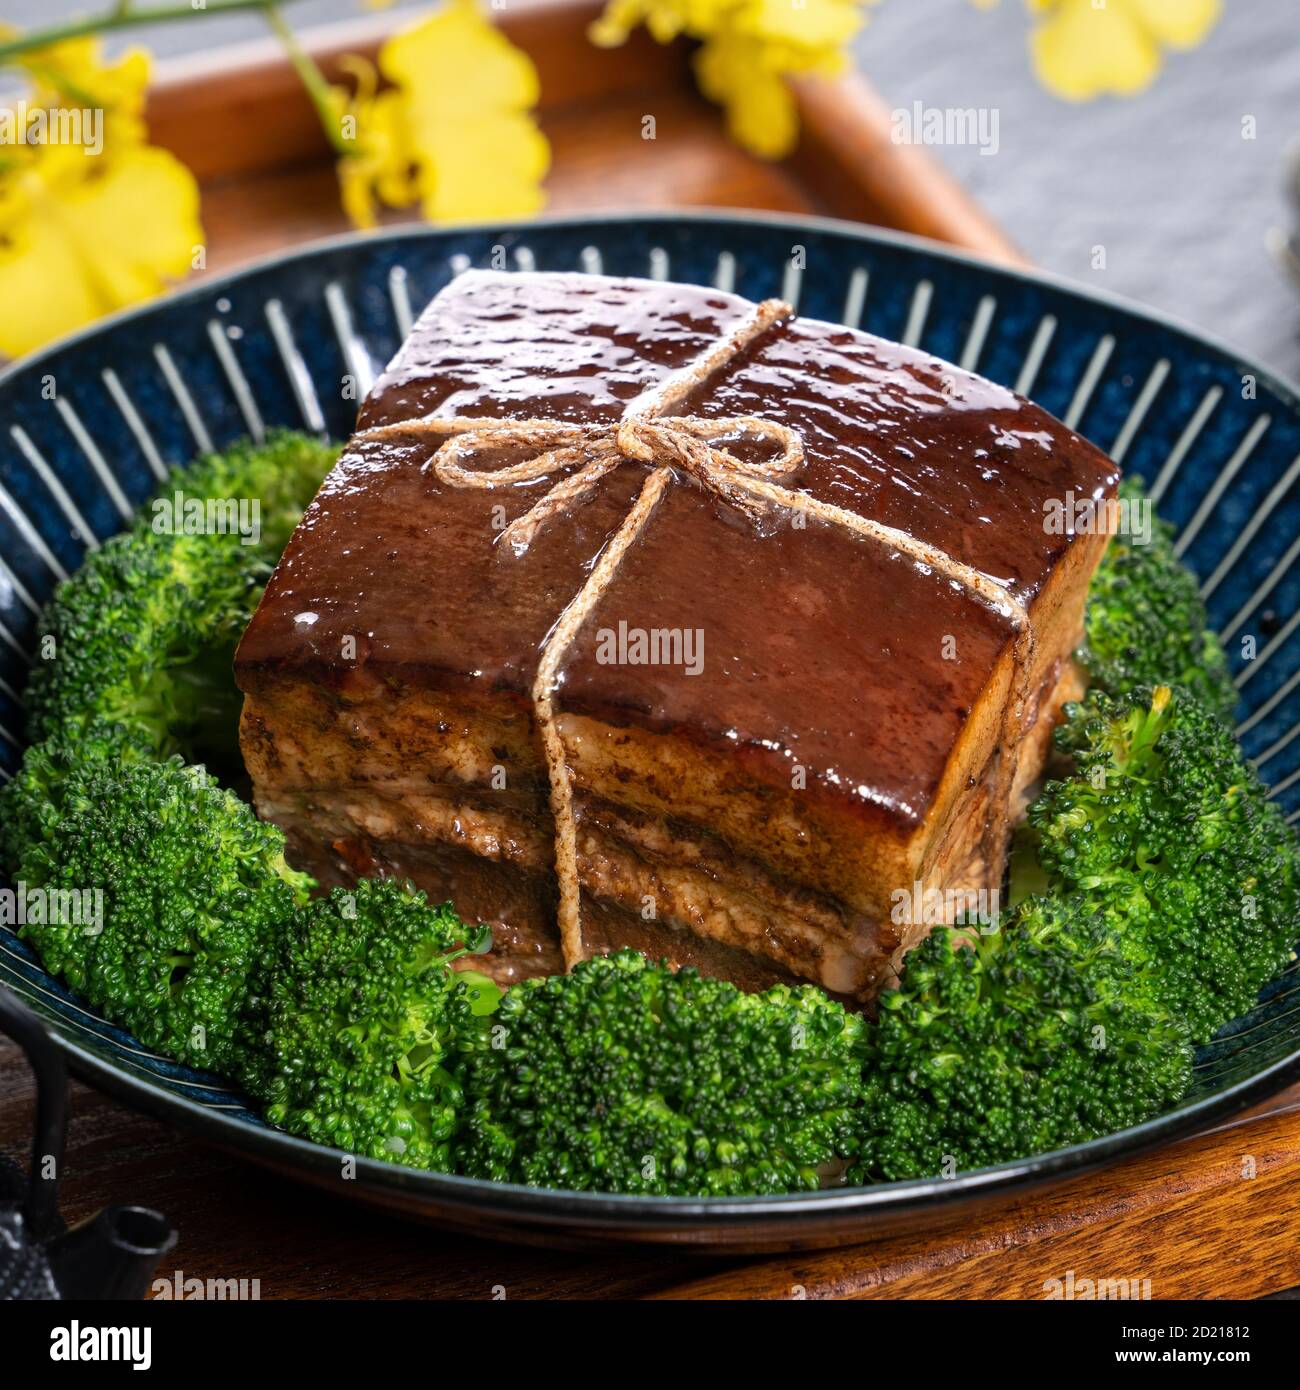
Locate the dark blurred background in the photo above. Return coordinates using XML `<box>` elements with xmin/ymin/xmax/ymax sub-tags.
<box><xmin>7</xmin><ymin>0</ymin><xmax>1299</xmax><ymax>377</ymax></box>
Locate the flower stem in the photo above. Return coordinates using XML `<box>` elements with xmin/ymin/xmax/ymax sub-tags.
<box><xmin>0</xmin><ymin>0</ymin><xmax>297</xmax><ymax>66</ymax></box>
<box><xmin>0</xmin><ymin>0</ymin><xmax>351</xmax><ymax>167</ymax></box>
<box><xmin>264</xmin><ymin>6</ymin><xmax>351</xmax><ymax>157</ymax></box>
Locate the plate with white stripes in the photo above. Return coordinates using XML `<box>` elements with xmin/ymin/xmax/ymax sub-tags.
<box><xmin>0</xmin><ymin>212</ymin><xmax>1297</xmax><ymax>1250</ymax></box>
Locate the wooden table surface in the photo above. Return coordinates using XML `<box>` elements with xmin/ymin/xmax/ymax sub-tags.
<box><xmin>2</xmin><ymin>1</ymin><xmax>1297</xmax><ymax>1300</ymax></box>
<box><xmin>3</xmin><ymin>1038</ymin><xmax>1298</xmax><ymax>1300</ymax></box>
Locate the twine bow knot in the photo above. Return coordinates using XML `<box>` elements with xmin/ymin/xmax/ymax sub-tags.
<box><xmin>424</xmin><ymin>411</ymin><xmax>805</xmax><ymax>556</ymax></box>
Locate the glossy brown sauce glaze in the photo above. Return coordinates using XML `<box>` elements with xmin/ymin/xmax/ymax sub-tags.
<box><xmin>554</xmin><ymin>486</ymin><xmax>1016</xmax><ymax>828</ymax></box>
<box><xmin>681</xmin><ymin>317</ymin><xmax>1119</xmax><ymax>607</ymax></box>
<box><xmin>239</xmin><ymin>272</ymin><xmax>750</xmax><ymax>696</ymax></box>
<box><xmin>359</xmin><ymin>270</ymin><xmax>751</xmax><ymax>429</ymax></box>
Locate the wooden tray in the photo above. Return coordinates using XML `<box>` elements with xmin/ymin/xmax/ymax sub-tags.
<box><xmin>143</xmin><ymin>0</ymin><xmax>1023</xmax><ymax>274</ymax></box>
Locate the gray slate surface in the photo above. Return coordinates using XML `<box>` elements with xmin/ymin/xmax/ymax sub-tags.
<box><xmin>6</xmin><ymin>0</ymin><xmax>1299</xmax><ymax>379</ymax></box>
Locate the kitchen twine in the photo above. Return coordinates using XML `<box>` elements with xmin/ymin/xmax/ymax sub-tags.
<box><xmin>355</xmin><ymin>298</ymin><xmax>1035</xmax><ymax>969</ymax></box>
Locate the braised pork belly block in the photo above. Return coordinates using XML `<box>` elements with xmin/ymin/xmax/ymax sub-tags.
<box><xmin>234</xmin><ymin>269</ymin><xmax>1119</xmax><ymax>999</ymax></box>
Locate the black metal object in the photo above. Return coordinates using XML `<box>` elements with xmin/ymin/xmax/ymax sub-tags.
<box><xmin>0</xmin><ymin>989</ymin><xmax>176</xmax><ymax>1300</ymax></box>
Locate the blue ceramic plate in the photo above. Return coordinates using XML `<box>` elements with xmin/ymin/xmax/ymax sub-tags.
<box><xmin>1</xmin><ymin>213</ymin><xmax>1297</xmax><ymax>1252</ymax></box>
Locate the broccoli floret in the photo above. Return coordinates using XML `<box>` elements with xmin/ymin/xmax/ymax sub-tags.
<box><xmin>0</xmin><ymin>719</ymin><xmax>155</xmax><ymax>867</ymax></box>
<box><xmin>1031</xmin><ymin>684</ymin><xmax>1299</xmax><ymax>1042</ymax></box>
<box><xmin>4</xmin><ymin>433</ymin><xmax>337</xmax><ymax>1077</ymax></box>
<box><xmin>156</xmin><ymin>430</ymin><xmax>337</xmax><ymax>560</ymax></box>
<box><xmin>852</xmin><ymin>897</ymin><xmax>1192</xmax><ymax>1183</ymax></box>
<box><xmin>23</xmin><ymin>432</ymin><xmax>338</xmax><ymax>758</ymax></box>
<box><xmin>258</xmin><ymin>880</ymin><xmax>493</xmax><ymax>1168</ymax></box>
<box><xmin>22</xmin><ymin>528</ymin><xmax>264</xmax><ymax>757</ymax></box>
<box><xmin>458</xmin><ymin>950</ymin><xmax>866</xmax><ymax>1196</ymax></box>
<box><xmin>1080</xmin><ymin>478</ymin><xmax>1236</xmax><ymax>720</ymax></box>
<box><xmin>1</xmin><ymin>750</ymin><xmax>312</xmax><ymax>1077</ymax></box>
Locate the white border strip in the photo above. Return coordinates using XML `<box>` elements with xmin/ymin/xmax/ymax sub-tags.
<box><xmin>1200</xmin><ymin>450</ymin><xmax>1300</xmax><ymax>601</ymax></box>
<box><xmin>102</xmin><ymin>369</ymin><xmax>169</xmax><ymax>481</ymax></box>
<box><xmin>265</xmin><ymin>299</ymin><xmax>327</xmax><ymax>435</ymax></box>
<box><xmin>1265</xmin><ymin>762</ymin><xmax>1300</xmax><ymax>801</ymax></box>
<box><xmin>1174</xmin><ymin>413</ymin><xmax>1272</xmax><ymax>557</ymax></box>
<box><xmin>53</xmin><ymin>398</ymin><xmax>134</xmax><ymax>521</ymax></box>
<box><xmin>0</xmin><ymin>618</ymin><xmax>27</xmax><ymax>663</ymax></box>
<box><xmin>0</xmin><ymin>552</ymin><xmax>39</xmax><ymax>616</ymax></box>
<box><xmin>10</xmin><ymin>426</ymin><xmax>97</xmax><ymax>549</ymax></box>
<box><xmin>1063</xmin><ymin>333</ymin><xmax>1116</xmax><ymax>429</ymax></box>
<box><xmin>323</xmin><ymin>282</ymin><xmax>373</xmax><ymax>402</ymax></box>
<box><xmin>841</xmin><ymin>267</ymin><xmax>868</xmax><ymax>330</ymax></box>
<box><xmin>1236</xmin><ymin>606</ymin><xmax>1300</xmax><ymax>689</ymax></box>
<box><xmin>959</xmin><ymin>295</ymin><xmax>996</xmax><ymax>372</ymax></box>
<box><xmin>388</xmin><ymin>264</ymin><xmax>415</xmax><ymax>340</ymax></box>
<box><xmin>1148</xmin><ymin>384</ymin><xmax>1222</xmax><ymax>506</ymax></box>
<box><xmin>207</xmin><ymin>320</ymin><xmax>266</xmax><ymax>442</ymax></box>
<box><xmin>0</xmin><ymin>477</ymin><xmax>66</xmax><ymax>581</ymax></box>
<box><xmin>1238</xmin><ymin>667</ymin><xmax>1300</xmax><ymax>738</ymax></box>
<box><xmin>1014</xmin><ymin>314</ymin><xmax>1057</xmax><ymax>397</ymax></box>
<box><xmin>1220</xmin><ymin>531</ymin><xmax>1300</xmax><ymax>644</ymax></box>
<box><xmin>781</xmin><ymin>257</ymin><xmax>803</xmax><ymax>311</ymax></box>
<box><xmin>1109</xmin><ymin>357</ymin><xmax>1170</xmax><ymax>465</ymax></box>
<box><xmin>901</xmin><ymin>279</ymin><xmax>933</xmax><ymax>348</ymax></box>
<box><xmin>713</xmin><ymin>251</ymin><xmax>737</xmax><ymax>294</ymax></box>
<box><xmin>1253</xmin><ymin>720</ymin><xmax>1300</xmax><ymax>768</ymax></box>
<box><xmin>153</xmin><ymin>343</ymin><xmax>214</xmax><ymax>454</ymax></box>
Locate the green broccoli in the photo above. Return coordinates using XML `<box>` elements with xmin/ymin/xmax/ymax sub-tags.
<box><xmin>1030</xmin><ymin>684</ymin><xmax>1299</xmax><ymax>1042</ymax></box>
<box><xmin>458</xmin><ymin>950</ymin><xmax>866</xmax><ymax>1196</ymax></box>
<box><xmin>1</xmin><ymin>749</ymin><xmax>312</xmax><ymax>1077</ymax></box>
<box><xmin>1080</xmin><ymin>478</ymin><xmax>1236</xmax><ymax>720</ymax></box>
<box><xmin>2</xmin><ymin>432</ymin><xmax>338</xmax><ymax>1077</ymax></box>
<box><xmin>22</xmin><ymin>432</ymin><xmax>338</xmax><ymax>759</ymax></box>
<box><xmin>22</xmin><ymin>527</ymin><xmax>263</xmax><ymax>759</ymax></box>
<box><xmin>0</xmin><ymin>719</ymin><xmax>154</xmax><ymax>864</ymax></box>
<box><xmin>257</xmin><ymin>880</ymin><xmax>494</xmax><ymax>1168</ymax></box>
<box><xmin>852</xmin><ymin>896</ymin><xmax>1192</xmax><ymax>1183</ymax></box>
<box><xmin>156</xmin><ymin>430</ymin><xmax>338</xmax><ymax>560</ymax></box>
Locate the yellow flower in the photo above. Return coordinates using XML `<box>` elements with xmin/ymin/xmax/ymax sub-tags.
<box><xmin>18</xmin><ymin>34</ymin><xmax>151</xmax><ymax>141</ymax></box>
<box><xmin>592</xmin><ymin>0</ymin><xmax>874</xmax><ymax>159</ymax></box>
<box><xmin>1029</xmin><ymin>0</ymin><xmax>1222</xmax><ymax>102</ymax></box>
<box><xmin>0</xmin><ymin>144</ymin><xmax>203</xmax><ymax>360</ymax></box>
<box><xmin>589</xmin><ymin>0</ymin><xmax>692</xmax><ymax>47</ymax></box>
<box><xmin>736</xmin><ymin>0</ymin><xmax>864</xmax><ymax>54</ymax></box>
<box><xmin>328</xmin><ymin>58</ymin><xmax>419</xmax><ymax>230</ymax></box>
<box><xmin>381</xmin><ymin>0</ymin><xmax>550</xmax><ymax>223</ymax></box>
<box><xmin>695</xmin><ymin>33</ymin><xmax>801</xmax><ymax>161</ymax></box>
<box><xmin>0</xmin><ymin>35</ymin><xmax>203</xmax><ymax>359</ymax></box>
<box><xmin>333</xmin><ymin>1</ymin><xmax>549</xmax><ymax>228</ymax></box>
